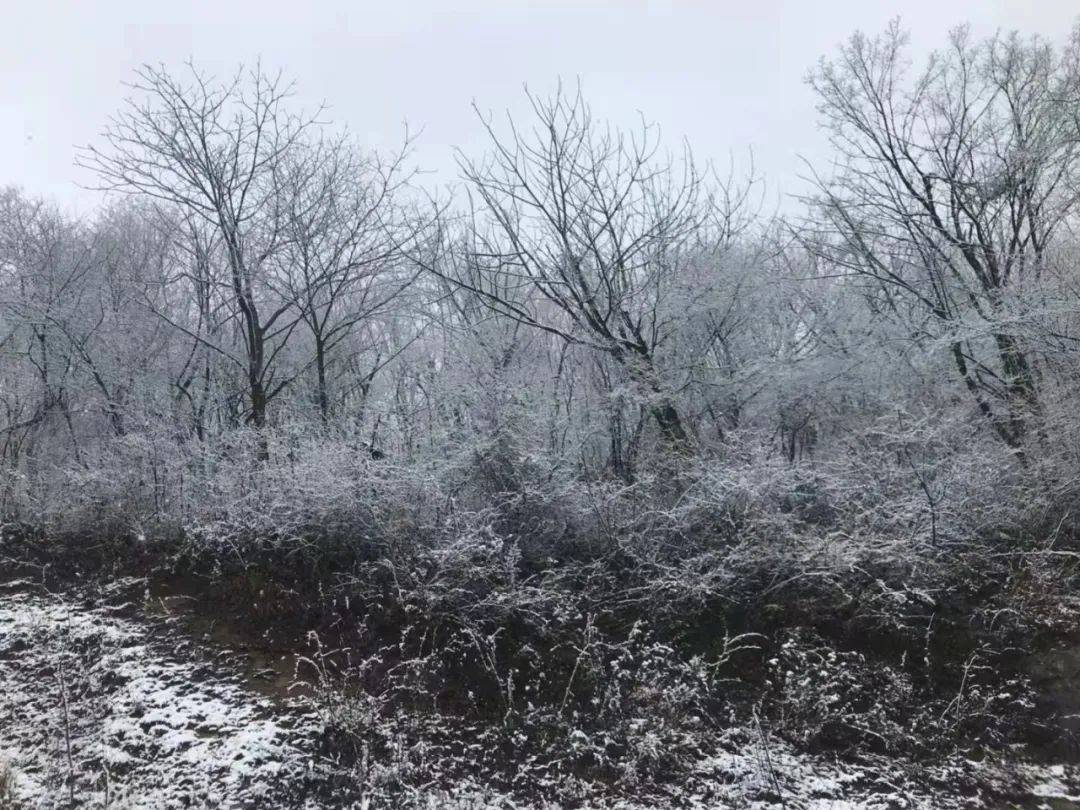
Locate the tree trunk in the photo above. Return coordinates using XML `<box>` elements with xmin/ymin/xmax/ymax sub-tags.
<box><xmin>651</xmin><ymin>399</ymin><xmax>690</xmax><ymax>448</ymax></box>
<box><xmin>249</xmin><ymin>375</ymin><xmax>269</xmax><ymax>461</ymax></box>
<box><xmin>315</xmin><ymin>337</ymin><xmax>329</xmax><ymax>423</ymax></box>
<box><xmin>994</xmin><ymin>331</ymin><xmax>1040</xmax><ymax>443</ymax></box>
<box><xmin>619</xmin><ymin>349</ymin><xmax>692</xmax><ymax>450</ymax></box>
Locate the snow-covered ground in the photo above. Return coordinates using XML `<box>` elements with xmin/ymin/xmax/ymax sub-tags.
<box><xmin>2</xmin><ymin>581</ymin><xmax>1080</xmax><ymax>808</ymax></box>
<box><xmin>0</xmin><ymin>583</ymin><xmax>322</xmax><ymax>808</ymax></box>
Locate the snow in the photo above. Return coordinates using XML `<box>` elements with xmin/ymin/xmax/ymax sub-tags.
<box><xmin>0</xmin><ymin>589</ymin><xmax>318</xmax><ymax>808</ymax></box>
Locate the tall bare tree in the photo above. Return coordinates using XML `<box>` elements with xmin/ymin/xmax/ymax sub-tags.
<box><xmin>270</xmin><ymin>134</ymin><xmax>418</xmax><ymax>422</ymax></box>
<box><xmin>434</xmin><ymin>86</ymin><xmax>709</xmax><ymax>446</ymax></box>
<box><xmin>79</xmin><ymin>62</ymin><xmax>318</xmax><ymax>438</ymax></box>
<box><xmin>806</xmin><ymin>22</ymin><xmax>1080</xmax><ymax>449</ymax></box>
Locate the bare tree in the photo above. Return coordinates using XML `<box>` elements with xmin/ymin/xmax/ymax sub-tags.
<box><xmin>805</xmin><ymin>22</ymin><xmax>1080</xmax><ymax>449</ymax></box>
<box><xmin>0</xmin><ymin>190</ymin><xmax>94</xmax><ymax>460</ymax></box>
<box><xmin>434</xmin><ymin>85</ymin><xmax>710</xmax><ymax>447</ymax></box>
<box><xmin>165</xmin><ymin>212</ymin><xmax>227</xmax><ymax>440</ymax></box>
<box><xmin>79</xmin><ymin>62</ymin><xmax>319</xmax><ymax>440</ymax></box>
<box><xmin>270</xmin><ymin>133</ymin><xmax>419</xmax><ymax>422</ymax></box>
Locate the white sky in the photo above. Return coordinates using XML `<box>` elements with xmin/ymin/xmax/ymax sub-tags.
<box><xmin>2</xmin><ymin>0</ymin><xmax>1077</xmax><ymax>215</ymax></box>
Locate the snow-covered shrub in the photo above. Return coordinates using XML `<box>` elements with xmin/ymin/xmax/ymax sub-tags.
<box><xmin>765</xmin><ymin>629</ymin><xmax>1036</xmax><ymax>757</ymax></box>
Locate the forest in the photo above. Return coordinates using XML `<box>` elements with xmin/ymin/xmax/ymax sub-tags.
<box><xmin>4</xmin><ymin>18</ymin><xmax>1080</xmax><ymax>809</ymax></box>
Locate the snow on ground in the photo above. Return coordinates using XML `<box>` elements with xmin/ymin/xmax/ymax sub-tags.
<box><xmin>0</xmin><ymin>584</ymin><xmax>320</xmax><ymax>808</ymax></box>
<box><xmin>2</xmin><ymin>581</ymin><xmax>1080</xmax><ymax>808</ymax></box>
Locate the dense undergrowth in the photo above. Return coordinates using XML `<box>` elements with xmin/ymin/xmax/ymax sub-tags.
<box><xmin>5</xmin><ymin>419</ymin><xmax>1080</xmax><ymax>805</ymax></box>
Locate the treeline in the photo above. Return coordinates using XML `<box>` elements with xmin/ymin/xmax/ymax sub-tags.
<box><xmin>0</xmin><ymin>21</ymin><xmax>1078</xmax><ymax>581</ymax></box>
<box><xmin>4</xmin><ymin>24</ymin><xmax>1076</xmax><ymax>485</ymax></box>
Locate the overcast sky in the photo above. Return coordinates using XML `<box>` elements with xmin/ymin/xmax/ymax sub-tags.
<box><xmin>2</xmin><ymin>0</ymin><xmax>1077</xmax><ymax>215</ymax></box>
